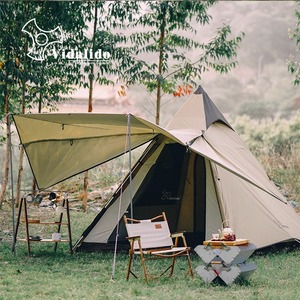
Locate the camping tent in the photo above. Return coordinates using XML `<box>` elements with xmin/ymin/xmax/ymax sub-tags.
<box><xmin>13</xmin><ymin>86</ymin><xmax>300</xmax><ymax>250</ymax></box>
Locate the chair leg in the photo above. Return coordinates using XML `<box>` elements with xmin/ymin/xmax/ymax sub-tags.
<box><xmin>169</xmin><ymin>256</ymin><xmax>176</xmax><ymax>277</ymax></box>
<box><xmin>169</xmin><ymin>253</ymin><xmax>193</xmax><ymax>279</ymax></box>
<box><xmin>140</xmin><ymin>254</ymin><xmax>149</xmax><ymax>284</ymax></box>
<box><xmin>126</xmin><ymin>251</ymin><xmax>133</xmax><ymax>280</ymax></box>
<box><xmin>186</xmin><ymin>253</ymin><xmax>194</xmax><ymax>278</ymax></box>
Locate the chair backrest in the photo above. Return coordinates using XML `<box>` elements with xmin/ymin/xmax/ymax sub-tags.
<box><xmin>124</xmin><ymin>213</ymin><xmax>173</xmax><ymax>250</ymax></box>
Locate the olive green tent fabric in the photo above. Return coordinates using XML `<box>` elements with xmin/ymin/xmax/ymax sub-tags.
<box><xmin>13</xmin><ymin>86</ymin><xmax>300</xmax><ymax>249</ymax></box>
<box><xmin>13</xmin><ymin>114</ymin><xmax>168</xmax><ymax>189</ymax></box>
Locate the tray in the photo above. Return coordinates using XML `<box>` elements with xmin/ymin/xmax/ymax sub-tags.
<box><xmin>203</xmin><ymin>238</ymin><xmax>250</xmax><ymax>246</ymax></box>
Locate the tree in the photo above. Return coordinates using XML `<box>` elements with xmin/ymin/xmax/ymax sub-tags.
<box><xmin>0</xmin><ymin>1</ymin><xmax>26</xmax><ymax>206</ymax></box>
<box><xmin>0</xmin><ymin>0</ymin><xmax>133</xmax><ymax>209</ymax></box>
<box><xmin>81</xmin><ymin>1</ymin><xmax>103</xmax><ymax>211</ymax></box>
<box><xmin>0</xmin><ymin>1</ymin><xmax>87</xmax><ymax>205</ymax></box>
<box><xmin>288</xmin><ymin>0</ymin><xmax>300</xmax><ymax>85</ymax></box>
<box><xmin>117</xmin><ymin>0</ymin><xmax>244</xmax><ymax>125</ymax></box>
<box><xmin>78</xmin><ymin>0</ymin><xmax>131</xmax><ymax>211</ymax></box>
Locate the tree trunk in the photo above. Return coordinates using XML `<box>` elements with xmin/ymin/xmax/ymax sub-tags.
<box><xmin>15</xmin><ymin>75</ymin><xmax>27</xmax><ymax>207</ymax></box>
<box><xmin>83</xmin><ymin>65</ymin><xmax>94</xmax><ymax>211</ymax></box>
<box><xmin>82</xmin><ymin>0</ymin><xmax>98</xmax><ymax>211</ymax></box>
<box><xmin>0</xmin><ymin>94</ymin><xmax>11</xmax><ymax>207</ymax></box>
<box><xmin>82</xmin><ymin>171</ymin><xmax>89</xmax><ymax>211</ymax></box>
<box><xmin>15</xmin><ymin>147</ymin><xmax>25</xmax><ymax>207</ymax></box>
<box><xmin>0</xmin><ymin>46</ymin><xmax>13</xmax><ymax>208</ymax></box>
<box><xmin>88</xmin><ymin>64</ymin><xmax>94</xmax><ymax>113</ymax></box>
<box><xmin>155</xmin><ymin>9</ymin><xmax>166</xmax><ymax>126</ymax></box>
<box><xmin>156</xmin><ymin>83</ymin><xmax>161</xmax><ymax>125</ymax></box>
<box><xmin>31</xmin><ymin>180</ymin><xmax>37</xmax><ymax>196</ymax></box>
<box><xmin>31</xmin><ymin>65</ymin><xmax>44</xmax><ymax>194</ymax></box>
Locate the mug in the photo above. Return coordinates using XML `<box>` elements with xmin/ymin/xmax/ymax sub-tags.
<box><xmin>52</xmin><ymin>233</ymin><xmax>61</xmax><ymax>241</ymax></box>
<box><xmin>212</xmin><ymin>233</ymin><xmax>220</xmax><ymax>240</ymax></box>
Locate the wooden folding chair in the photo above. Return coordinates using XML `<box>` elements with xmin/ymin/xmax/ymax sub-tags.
<box><xmin>124</xmin><ymin>212</ymin><xmax>194</xmax><ymax>283</ymax></box>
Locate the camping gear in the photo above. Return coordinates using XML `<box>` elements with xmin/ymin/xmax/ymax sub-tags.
<box><xmin>195</xmin><ymin>240</ymin><xmax>256</xmax><ymax>285</ymax></box>
<box><xmin>124</xmin><ymin>212</ymin><xmax>193</xmax><ymax>283</ymax></box>
<box><xmin>24</xmin><ymin>193</ymin><xmax>43</xmax><ymax>205</ymax></box>
<box><xmin>13</xmin><ymin>86</ymin><xmax>300</xmax><ymax>250</ymax></box>
<box><xmin>52</xmin><ymin>233</ymin><xmax>61</xmax><ymax>241</ymax></box>
<box><xmin>220</xmin><ymin>220</ymin><xmax>235</xmax><ymax>241</ymax></box>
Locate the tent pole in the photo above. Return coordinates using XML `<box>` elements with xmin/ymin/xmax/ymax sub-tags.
<box><xmin>128</xmin><ymin>114</ymin><xmax>133</xmax><ymax>219</ymax></box>
<box><xmin>8</xmin><ymin>113</ymin><xmax>16</xmax><ymax>255</ymax></box>
<box><xmin>111</xmin><ymin>114</ymin><xmax>132</xmax><ymax>280</ymax></box>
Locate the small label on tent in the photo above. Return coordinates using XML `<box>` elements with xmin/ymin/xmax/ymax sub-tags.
<box><xmin>155</xmin><ymin>224</ymin><xmax>162</xmax><ymax>229</ymax></box>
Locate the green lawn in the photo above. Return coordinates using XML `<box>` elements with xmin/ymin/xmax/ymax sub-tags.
<box><xmin>1</xmin><ymin>209</ymin><xmax>300</xmax><ymax>300</ymax></box>
<box><xmin>1</xmin><ymin>240</ymin><xmax>300</xmax><ymax>299</ymax></box>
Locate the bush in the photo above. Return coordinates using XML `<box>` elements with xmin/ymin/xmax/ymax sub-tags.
<box><xmin>231</xmin><ymin>112</ymin><xmax>300</xmax><ymax>202</ymax></box>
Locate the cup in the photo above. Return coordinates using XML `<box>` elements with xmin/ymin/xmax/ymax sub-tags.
<box><xmin>52</xmin><ymin>233</ymin><xmax>61</xmax><ymax>241</ymax></box>
<box><xmin>212</xmin><ymin>233</ymin><xmax>219</xmax><ymax>240</ymax></box>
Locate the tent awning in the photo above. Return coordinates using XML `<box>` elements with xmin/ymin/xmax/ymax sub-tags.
<box><xmin>13</xmin><ymin>113</ymin><xmax>168</xmax><ymax>189</ymax></box>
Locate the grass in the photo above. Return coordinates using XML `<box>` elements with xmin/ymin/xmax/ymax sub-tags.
<box><xmin>1</xmin><ymin>243</ymin><xmax>300</xmax><ymax>300</ymax></box>
<box><xmin>1</xmin><ymin>206</ymin><xmax>300</xmax><ymax>300</ymax></box>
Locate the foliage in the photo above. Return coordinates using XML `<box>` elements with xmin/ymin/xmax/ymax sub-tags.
<box><xmin>71</xmin><ymin>1</ymin><xmax>144</xmax><ymax>93</ymax></box>
<box><xmin>288</xmin><ymin>0</ymin><xmax>300</xmax><ymax>86</ymax></box>
<box><xmin>122</xmin><ymin>1</ymin><xmax>243</xmax><ymax>89</ymax></box>
<box><xmin>231</xmin><ymin>113</ymin><xmax>300</xmax><ymax>201</ymax></box>
<box><xmin>113</xmin><ymin>0</ymin><xmax>244</xmax><ymax>124</ymax></box>
<box><xmin>0</xmin><ymin>1</ymin><xmax>92</xmax><ymax>206</ymax></box>
<box><xmin>0</xmin><ymin>1</ymin><xmax>93</xmax><ymax>132</ymax></box>
<box><xmin>231</xmin><ymin>113</ymin><xmax>300</xmax><ymax>155</ymax></box>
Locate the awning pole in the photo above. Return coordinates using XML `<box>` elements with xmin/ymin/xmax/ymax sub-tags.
<box><xmin>128</xmin><ymin>114</ymin><xmax>133</xmax><ymax>219</ymax></box>
<box><xmin>8</xmin><ymin>113</ymin><xmax>16</xmax><ymax>255</ymax></box>
<box><xmin>111</xmin><ymin>114</ymin><xmax>132</xmax><ymax>280</ymax></box>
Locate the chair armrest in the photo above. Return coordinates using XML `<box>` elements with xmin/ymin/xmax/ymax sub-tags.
<box><xmin>171</xmin><ymin>232</ymin><xmax>189</xmax><ymax>247</ymax></box>
<box><xmin>171</xmin><ymin>232</ymin><xmax>185</xmax><ymax>238</ymax></box>
<box><xmin>126</xmin><ymin>235</ymin><xmax>141</xmax><ymax>241</ymax></box>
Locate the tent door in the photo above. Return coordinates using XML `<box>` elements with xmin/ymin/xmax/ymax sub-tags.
<box><xmin>176</xmin><ymin>152</ymin><xmax>207</xmax><ymax>248</ymax></box>
<box><xmin>193</xmin><ymin>155</ymin><xmax>206</xmax><ymax>243</ymax></box>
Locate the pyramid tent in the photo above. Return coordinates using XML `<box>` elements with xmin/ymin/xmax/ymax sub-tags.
<box><xmin>75</xmin><ymin>86</ymin><xmax>300</xmax><ymax>251</ymax></box>
<box><xmin>13</xmin><ymin>86</ymin><xmax>300</xmax><ymax>250</ymax></box>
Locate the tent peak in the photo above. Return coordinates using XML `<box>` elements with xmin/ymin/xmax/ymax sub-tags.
<box><xmin>167</xmin><ymin>85</ymin><xmax>233</xmax><ymax>132</ymax></box>
<box><xmin>200</xmin><ymin>87</ymin><xmax>232</xmax><ymax>130</ymax></box>
<box><xmin>194</xmin><ymin>85</ymin><xmax>206</xmax><ymax>95</ymax></box>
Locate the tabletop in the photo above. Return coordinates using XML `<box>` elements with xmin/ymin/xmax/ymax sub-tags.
<box><xmin>203</xmin><ymin>238</ymin><xmax>249</xmax><ymax>246</ymax></box>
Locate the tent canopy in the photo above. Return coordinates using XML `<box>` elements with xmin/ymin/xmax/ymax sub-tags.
<box><xmin>13</xmin><ymin>113</ymin><xmax>169</xmax><ymax>189</ymax></box>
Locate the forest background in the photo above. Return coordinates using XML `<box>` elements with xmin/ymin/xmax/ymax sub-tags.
<box><xmin>1</xmin><ymin>0</ymin><xmax>300</xmax><ymax>213</ymax></box>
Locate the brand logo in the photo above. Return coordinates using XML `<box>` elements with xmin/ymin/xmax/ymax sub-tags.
<box><xmin>161</xmin><ymin>189</ymin><xmax>181</xmax><ymax>201</ymax></box>
<box><xmin>22</xmin><ymin>18</ymin><xmax>111</xmax><ymax>64</ymax></box>
<box><xmin>22</xmin><ymin>18</ymin><xmax>63</xmax><ymax>62</ymax></box>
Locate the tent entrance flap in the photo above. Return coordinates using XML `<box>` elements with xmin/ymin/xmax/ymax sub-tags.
<box><xmin>177</xmin><ymin>152</ymin><xmax>207</xmax><ymax>247</ymax></box>
<box><xmin>194</xmin><ymin>154</ymin><xmax>206</xmax><ymax>243</ymax></box>
<box><xmin>107</xmin><ymin>143</ymin><xmax>208</xmax><ymax>248</ymax></box>
<box><xmin>131</xmin><ymin>143</ymin><xmax>188</xmax><ymax>229</ymax></box>
<box><xmin>107</xmin><ymin>143</ymin><xmax>189</xmax><ymax>244</ymax></box>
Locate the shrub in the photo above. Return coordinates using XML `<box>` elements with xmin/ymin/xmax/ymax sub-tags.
<box><xmin>231</xmin><ymin>112</ymin><xmax>300</xmax><ymax>202</ymax></box>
